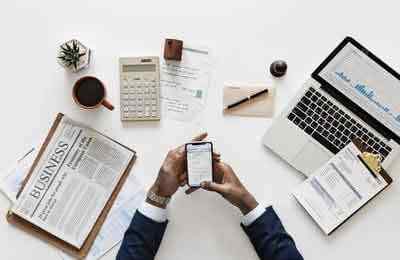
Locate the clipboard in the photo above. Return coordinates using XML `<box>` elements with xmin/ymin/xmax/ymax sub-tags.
<box><xmin>293</xmin><ymin>138</ymin><xmax>393</xmax><ymax>235</ymax></box>
<box><xmin>326</xmin><ymin>139</ymin><xmax>393</xmax><ymax>235</ymax></box>
<box><xmin>352</xmin><ymin>138</ymin><xmax>393</xmax><ymax>184</ymax></box>
<box><xmin>6</xmin><ymin>113</ymin><xmax>137</xmax><ymax>259</ymax></box>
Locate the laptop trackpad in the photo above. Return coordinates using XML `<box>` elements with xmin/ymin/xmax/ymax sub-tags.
<box><xmin>292</xmin><ymin>141</ymin><xmax>332</xmax><ymax>176</ymax></box>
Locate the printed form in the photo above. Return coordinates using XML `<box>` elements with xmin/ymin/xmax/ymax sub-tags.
<box><xmin>160</xmin><ymin>45</ymin><xmax>212</xmax><ymax>122</ymax></box>
<box><xmin>293</xmin><ymin>142</ymin><xmax>389</xmax><ymax>234</ymax></box>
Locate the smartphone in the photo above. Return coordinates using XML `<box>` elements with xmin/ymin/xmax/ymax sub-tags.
<box><xmin>185</xmin><ymin>142</ymin><xmax>214</xmax><ymax>187</ymax></box>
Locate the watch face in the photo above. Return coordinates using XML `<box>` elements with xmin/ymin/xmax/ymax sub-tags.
<box><xmin>163</xmin><ymin>197</ymin><xmax>171</xmax><ymax>205</ymax></box>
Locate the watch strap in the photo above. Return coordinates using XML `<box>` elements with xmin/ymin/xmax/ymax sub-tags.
<box><xmin>147</xmin><ymin>190</ymin><xmax>171</xmax><ymax>207</ymax></box>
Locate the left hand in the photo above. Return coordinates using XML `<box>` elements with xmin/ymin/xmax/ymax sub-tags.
<box><xmin>149</xmin><ymin>133</ymin><xmax>220</xmax><ymax>199</ymax></box>
<box><xmin>200</xmin><ymin>162</ymin><xmax>258</xmax><ymax>215</ymax></box>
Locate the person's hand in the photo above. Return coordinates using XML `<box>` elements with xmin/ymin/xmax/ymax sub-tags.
<box><xmin>148</xmin><ymin>133</ymin><xmax>221</xmax><ymax>207</ymax></box>
<box><xmin>200</xmin><ymin>162</ymin><xmax>258</xmax><ymax>215</ymax></box>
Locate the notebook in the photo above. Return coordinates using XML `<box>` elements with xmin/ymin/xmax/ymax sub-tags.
<box><xmin>293</xmin><ymin>140</ymin><xmax>392</xmax><ymax>235</ymax></box>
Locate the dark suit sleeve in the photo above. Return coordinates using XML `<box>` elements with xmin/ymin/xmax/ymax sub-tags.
<box><xmin>241</xmin><ymin>206</ymin><xmax>303</xmax><ymax>260</ymax></box>
<box><xmin>117</xmin><ymin>210</ymin><xmax>168</xmax><ymax>260</ymax></box>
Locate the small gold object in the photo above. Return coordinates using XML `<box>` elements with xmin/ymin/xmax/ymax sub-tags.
<box><xmin>360</xmin><ymin>152</ymin><xmax>382</xmax><ymax>176</ymax></box>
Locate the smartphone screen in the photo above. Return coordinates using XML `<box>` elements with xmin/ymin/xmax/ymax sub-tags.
<box><xmin>186</xmin><ymin>142</ymin><xmax>213</xmax><ymax>187</ymax></box>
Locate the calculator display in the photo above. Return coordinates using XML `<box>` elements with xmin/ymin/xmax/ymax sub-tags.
<box><xmin>123</xmin><ymin>64</ymin><xmax>156</xmax><ymax>72</ymax></box>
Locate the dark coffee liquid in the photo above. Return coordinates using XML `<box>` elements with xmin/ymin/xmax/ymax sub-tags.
<box><xmin>74</xmin><ymin>77</ymin><xmax>105</xmax><ymax>107</ymax></box>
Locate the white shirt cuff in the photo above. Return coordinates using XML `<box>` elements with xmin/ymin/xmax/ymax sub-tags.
<box><xmin>138</xmin><ymin>200</ymin><xmax>168</xmax><ymax>223</ymax></box>
<box><xmin>241</xmin><ymin>204</ymin><xmax>266</xmax><ymax>226</ymax></box>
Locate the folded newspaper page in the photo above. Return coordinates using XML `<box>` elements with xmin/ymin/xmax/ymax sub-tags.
<box><xmin>11</xmin><ymin>115</ymin><xmax>135</xmax><ymax>248</ymax></box>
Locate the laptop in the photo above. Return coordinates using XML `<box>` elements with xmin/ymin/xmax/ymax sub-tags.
<box><xmin>263</xmin><ymin>36</ymin><xmax>400</xmax><ymax>176</ymax></box>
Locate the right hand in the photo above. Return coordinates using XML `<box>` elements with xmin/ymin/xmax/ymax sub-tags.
<box><xmin>148</xmin><ymin>133</ymin><xmax>221</xmax><ymax>208</ymax></box>
<box><xmin>200</xmin><ymin>162</ymin><xmax>258</xmax><ymax>215</ymax></box>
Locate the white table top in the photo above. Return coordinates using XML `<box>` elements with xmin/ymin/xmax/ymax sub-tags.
<box><xmin>1</xmin><ymin>1</ymin><xmax>400</xmax><ymax>259</ymax></box>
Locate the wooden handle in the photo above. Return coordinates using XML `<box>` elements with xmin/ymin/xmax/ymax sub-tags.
<box><xmin>102</xmin><ymin>99</ymin><xmax>114</xmax><ymax>111</ymax></box>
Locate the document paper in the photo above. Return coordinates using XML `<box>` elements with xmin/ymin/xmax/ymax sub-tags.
<box><xmin>160</xmin><ymin>45</ymin><xmax>212</xmax><ymax>121</ymax></box>
<box><xmin>293</xmin><ymin>142</ymin><xmax>388</xmax><ymax>234</ymax></box>
<box><xmin>0</xmin><ymin>147</ymin><xmax>38</xmax><ymax>203</ymax></box>
<box><xmin>11</xmin><ymin>116</ymin><xmax>135</xmax><ymax>248</ymax></box>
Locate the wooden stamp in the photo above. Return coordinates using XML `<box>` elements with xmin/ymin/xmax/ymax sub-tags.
<box><xmin>164</xmin><ymin>39</ymin><xmax>183</xmax><ymax>61</ymax></box>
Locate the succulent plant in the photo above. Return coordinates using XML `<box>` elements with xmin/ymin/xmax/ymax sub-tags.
<box><xmin>58</xmin><ymin>40</ymin><xmax>87</xmax><ymax>71</ymax></box>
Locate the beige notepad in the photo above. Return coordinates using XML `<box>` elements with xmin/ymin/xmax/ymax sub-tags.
<box><xmin>223</xmin><ymin>84</ymin><xmax>275</xmax><ymax>117</ymax></box>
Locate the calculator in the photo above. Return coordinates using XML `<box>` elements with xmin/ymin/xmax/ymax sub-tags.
<box><xmin>119</xmin><ymin>57</ymin><xmax>161</xmax><ymax>121</ymax></box>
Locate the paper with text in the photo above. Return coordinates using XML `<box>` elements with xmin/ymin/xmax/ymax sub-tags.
<box><xmin>59</xmin><ymin>176</ymin><xmax>145</xmax><ymax>260</ymax></box>
<box><xmin>0</xmin><ymin>148</ymin><xmax>38</xmax><ymax>203</ymax></box>
<box><xmin>11</xmin><ymin>116</ymin><xmax>135</xmax><ymax>248</ymax></box>
<box><xmin>160</xmin><ymin>45</ymin><xmax>212</xmax><ymax>121</ymax></box>
<box><xmin>0</xmin><ymin>145</ymin><xmax>144</xmax><ymax>260</ymax></box>
<box><xmin>293</xmin><ymin>142</ymin><xmax>388</xmax><ymax>234</ymax></box>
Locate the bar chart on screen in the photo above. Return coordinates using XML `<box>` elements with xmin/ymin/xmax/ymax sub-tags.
<box><xmin>322</xmin><ymin>45</ymin><xmax>400</xmax><ymax>134</ymax></box>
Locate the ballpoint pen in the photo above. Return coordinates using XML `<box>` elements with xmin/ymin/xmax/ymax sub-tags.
<box><xmin>225</xmin><ymin>88</ymin><xmax>269</xmax><ymax>110</ymax></box>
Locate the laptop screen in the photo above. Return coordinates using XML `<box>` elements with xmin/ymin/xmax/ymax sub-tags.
<box><xmin>316</xmin><ymin>40</ymin><xmax>400</xmax><ymax>138</ymax></box>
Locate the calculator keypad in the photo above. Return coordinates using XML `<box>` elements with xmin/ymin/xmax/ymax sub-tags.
<box><xmin>120</xmin><ymin>57</ymin><xmax>160</xmax><ymax>121</ymax></box>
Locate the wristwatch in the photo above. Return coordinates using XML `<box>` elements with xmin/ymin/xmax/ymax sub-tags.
<box><xmin>147</xmin><ymin>190</ymin><xmax>171</xmax><ymax>207</ymax></box>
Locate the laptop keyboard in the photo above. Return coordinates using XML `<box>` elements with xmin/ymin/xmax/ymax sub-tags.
<box><xmin>287</xmin><ymin>87</ymin><xmax>392</xmax><ymax>159</ymax></box>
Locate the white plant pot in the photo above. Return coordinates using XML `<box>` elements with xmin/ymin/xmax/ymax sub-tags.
<box><xmin>58</xmin><ymin>39</ymin><xmax>91</xmax><ymax>72</ymax></box>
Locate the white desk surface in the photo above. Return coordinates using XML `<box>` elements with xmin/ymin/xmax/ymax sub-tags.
<box><xmin>1</xmin><ymin>1</ymin><xmax>399</xmax><ymax>259</ymax></box>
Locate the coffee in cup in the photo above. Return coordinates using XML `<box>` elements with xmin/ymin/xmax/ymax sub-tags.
<box><xmin>72</xmin><ymin>76</ymin><xmax>114</xmax><ymax>110</ymax></box>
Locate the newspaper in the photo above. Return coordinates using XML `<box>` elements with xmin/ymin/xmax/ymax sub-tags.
<box><xmin>11</xmin><ymin>115</ymin><xmax>136</xmax><ymax>248</ymax></box>
<box><xmin>59</xmin><ymin>176</ymin><xmax>145</xmax><ymax>260</ymax></box>
<box><xmin>0</xmin><ymin>144</ymin><xmax>144</xmax><ymax>260</ymax></box>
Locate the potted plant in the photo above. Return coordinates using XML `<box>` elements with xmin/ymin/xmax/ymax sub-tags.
<box><xmin>57</xmin><ymin>39</ymin><xmax>91</xmax><ymax>72</ymax></box>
